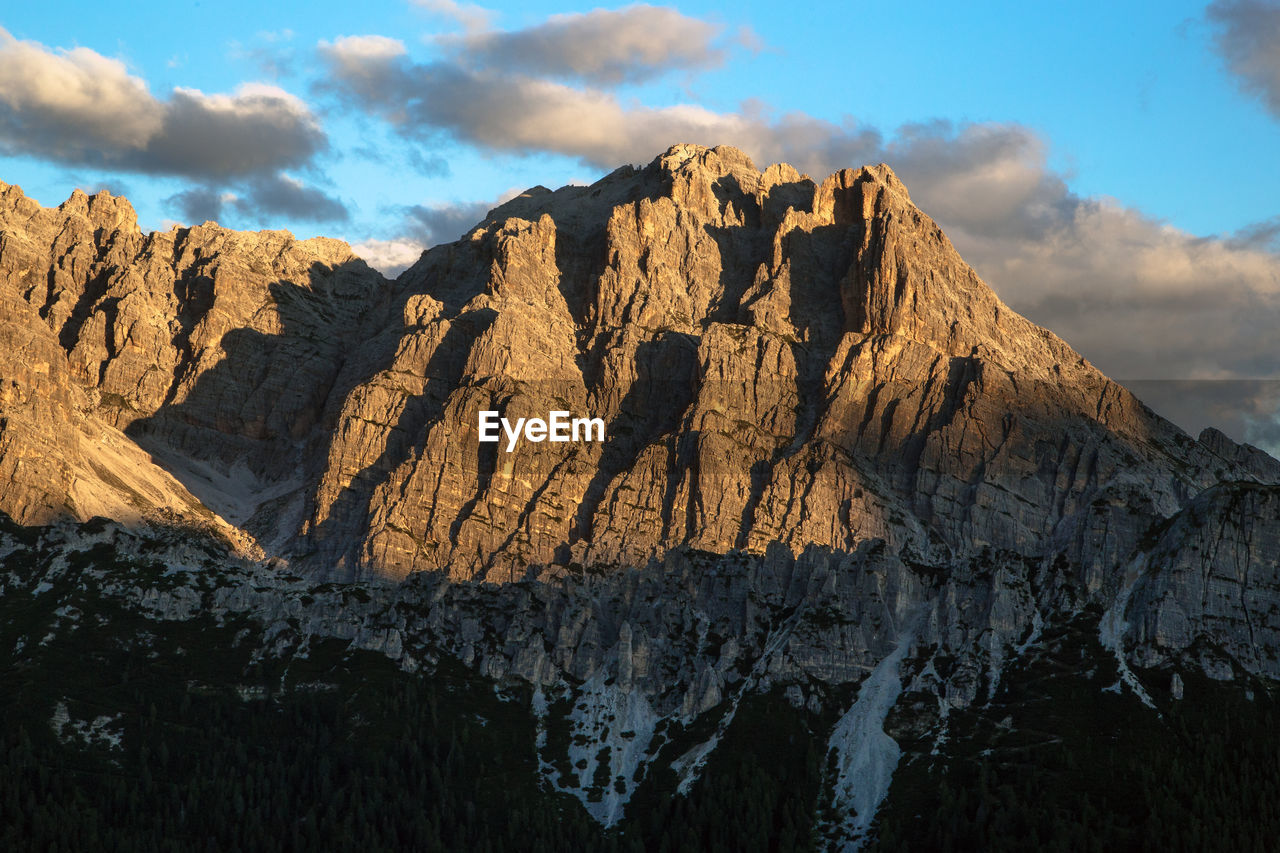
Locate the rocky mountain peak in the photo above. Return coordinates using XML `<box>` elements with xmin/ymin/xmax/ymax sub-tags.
<box><xmin>1</xmin><ymin>149</ymin><xmax>1274</xmax><ymax>584</ymax></box>
<box><xmin>285</xmin><ymin>147</ymin><xmax>1253</xmax><ymax>580</ymax></box>
<box><xmin>0</xmin><ymin>180</ymin><xmax>385</xmax><ymax>551</ymax></box>
<box><xmin>1198</xmin><ymin>426</ymin><xmax>1280</xmax><ymax>483</ymax></box>
<box><xmin>7</xmin><ymin>152</ymin><xmax>1280</xmax><ymax>853</ymax></box>
<box><xmin>56</xmin><ymin>186</ymin><xmax>141</xmax><ymax>235</ymax></box>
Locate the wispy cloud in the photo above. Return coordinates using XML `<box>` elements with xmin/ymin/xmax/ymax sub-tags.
<box><xmin>411</xmin><ymin>0</ymin><xmax>495</xmax><ymax>35</ymax></box>
<box><xmin>1229</xmin><ymin>215</ymin><xmax>1280</xmax><ymax>251</ymax></box>
<box><xmin>229</xmin><ymin>29</ymin><xmax>299</xmax><ymax>79</ymax></box>
<box><xmin>435</xmin><ymin>4</ymin><xmax>752</xmax><ymax>85</ymax></box>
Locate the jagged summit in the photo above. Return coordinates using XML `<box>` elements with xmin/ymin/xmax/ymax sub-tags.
<box><xmin>0</xmin><ymin>148</ymin><xmax>1274</xmax><ymax>583</ymax></box>
<box><xmin>353</xmin><ymin>143</ymin><xmax>1228</xmax><ymax>581</ymax></box>
<box><xmin>0</xmin><ymin>179</ymin><xmax>383</xmax><ymax>554</ymax></box>
<box><xmin>438</xmin><ymin>144</ymin><xmax>1062</xmax><ymax>364</ymax></box>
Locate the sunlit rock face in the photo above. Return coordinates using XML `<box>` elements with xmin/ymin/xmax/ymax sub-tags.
<box><xmin>290</xmin><ymin>143</ymin><xmax>1256</xmax><ymax>583</ymax></box>
<box><xmin>2</xmin><ymin>146</ymin><xmax>1273</xmax><ymax>584</ymax></box>
<box><xmin>0</xmin><ymin>178</ymin><xmax>382</xmax><ymax>552</ymax></box>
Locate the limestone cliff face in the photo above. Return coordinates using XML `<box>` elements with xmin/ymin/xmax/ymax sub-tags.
<box><xmin>296</xmin><ymin>145</ymin><xmax>1253</xmax><ymax>582</ymax></box>
<box><xmin>0</xmin><ymin>179</ymin><xmax>383</xmax><ymax>549</ymax></box>
<box><xmin>1</xmin><ymin>147</ymin><xmax>1271</xmax><ymax>582</ymax></box>
<box><xmin>1126</xmin><ymin>482</ymin><xmax>1280</xmax><ymax>673</ymax></box>
<box><xmin>1197</xmin><ymin>427</ymin><xmax>1280</xmax><ymax>484</ymax></box>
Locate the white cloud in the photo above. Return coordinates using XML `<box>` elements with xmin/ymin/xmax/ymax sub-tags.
<box><xmin>0</xmin><ymin>28</ymin><xmax>325</xmax><ymax>180</ymax></box>
<box><xmin>438</xmin><ymin>4</ymin><xmax>746</xmax><ymax>85</ymax></box>
<box><xmin>0</xmin><ymin>26</ymin><xmax>162</xmax><ymax>151</ymax></box>
<box><xmin>350</xmin><ymin>237</ymin><xmax>428</xmax><ymax>277</ymax></box>
<box><xmin>321</xmin><ymin>34</ymin><xmax>408</xmax><ymax>63</ymax></box>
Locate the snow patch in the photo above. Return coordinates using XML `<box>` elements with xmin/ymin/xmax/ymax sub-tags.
<box><xmin>671</xmin><ymin>734</ymin><xmax>721</xmax><ymax>795</ymax></box>
<box><xmin>537</xmin><ymin>674</ymin><xmax>659</xmax><ymax>826</ymax></box>
<box><xmin>907</xmin><ymin>655</ymin><xmax>952</xmax><ymax>758</ymax></box>
<box><xmin>825</xmin><ymin>621</ymin><xmax>919</xmax><ymax>851</ymax></box>
<box><xmin>51</xmin><ymin>701</ymin><xmax>123</xmax><ymax>751</ymax></box>
<box><xmin>670</xmin><ymin>605</ymin><xmax>809</xmax><ymax>794</ymax></box>
<box><xmin>1015</xmin><ymin>608</ymin><xmax>1045</xmax><ymax>656</ymax></box>
<box><xmin>1099</xmin><ymin>556</ymin><xmax>1156</xmax><ymax>709</ymax></box>
<box><xmin>988</xmin><ymin>607</ymin><xmax>1046</xmax><ymax>699</ymax></box>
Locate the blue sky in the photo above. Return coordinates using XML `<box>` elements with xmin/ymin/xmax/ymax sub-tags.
<box><xmin>3</xmin><ymin>1</ymin><xmax>1280</xmax><ymax>447</ymax></box>
<box><xmin>3</xmin><ymin>1</ymin><xmax>1277</xmax><ymax>240</ymax></box>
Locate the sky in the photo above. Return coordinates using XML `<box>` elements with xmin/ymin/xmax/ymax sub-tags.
<box><xmin>2</xmin><ymin>1</ymin><xmax>1280</xmax><ymax>450</ymax></box>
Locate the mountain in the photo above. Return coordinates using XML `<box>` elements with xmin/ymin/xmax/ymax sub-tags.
<box><xmin>0</xmin><ymin>179</ymin><xmax>380</xmax><ymax>552</ymax></box>
<box><xmin>3</xmin><ymin>145</ymin><xmax>1280</xmax><ymax>849</ymax></box>
<box><xmin>5</xmin><ymin>145</ymin><xmax>1273</xmax><ymax>579</ymax></box>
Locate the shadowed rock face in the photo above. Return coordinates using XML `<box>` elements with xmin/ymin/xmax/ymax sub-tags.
<box><xmin>0</xmin><ymin>179</ymin><xmax>383</xmax><ymax>552</ymax></box>
<box><xmin>0</xmin><ymin>145</ymin><xmax>1274</xmax><ymax>582</ymax></box>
